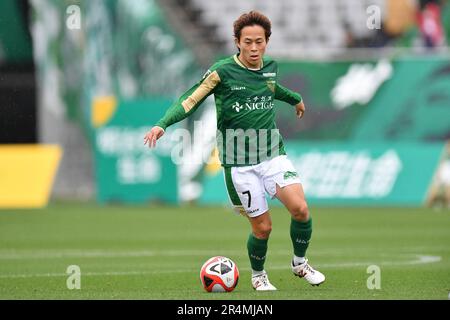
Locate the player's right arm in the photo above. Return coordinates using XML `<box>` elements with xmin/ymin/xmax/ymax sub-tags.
<box><xmin>144</xmin><ymin>69</ymin><xmax>221</xmax><ymax>148</ymax></box>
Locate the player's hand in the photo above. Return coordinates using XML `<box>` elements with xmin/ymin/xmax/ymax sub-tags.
<box><xmin>295</xmin><ymin>101</ymin><xmax>305</xmax><ymax>119</ymax></box>
<box><xmin>144</xmin><ymin>126</ymin><xmax>165</xmax><ymax>148</ymax></box>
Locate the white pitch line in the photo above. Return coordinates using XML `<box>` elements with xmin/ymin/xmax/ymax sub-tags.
<box><xmin>0</xmin><ymin>249</ymin><xmax>256</xmax><ymax>260</ymax></box>
<box><xmin>0</xmin><ymin>250</ymin><xmax>241</xmax><ymax>260</ymax></box>
<box><xmin>274</xmin><ymin>255</ymin><xmax>442</xmax><ymax>268</ymax></box>
<box><xmin>0</xmin><ymin>269</ymin><xmax>185</xmax><ymax>279</ymax></box>
<box><xmin>0</xmin><ymin>249</ymin><xmax>345</xmax><ymax>260</ymax></box>
<box><xmin>0</xmin><ymin>255</ymin><xmax>441</xmax><ymax>279</ymax></box>
<box><xmin>0</xmin><ymin>247</ymin><xmax>447</xmax><ymax>260</ymax></box>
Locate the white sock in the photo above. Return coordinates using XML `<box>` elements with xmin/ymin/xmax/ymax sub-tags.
<box><xmin>252</xmin><ymin>269</ymin><xmax>265</xmax><ymax>277</ymax></box>
<box><xmin>293</xmin><ymin>256</ymin><xmax>306</xmax><ymax>266</ymax></box>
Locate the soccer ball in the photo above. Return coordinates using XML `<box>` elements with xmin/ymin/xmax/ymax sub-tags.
<box><xmin>200</xmin><ymin>256</ymin><xmax>239</xmax><ymax>292</ymax></box>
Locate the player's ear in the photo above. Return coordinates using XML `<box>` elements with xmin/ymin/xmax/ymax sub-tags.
<box><xmin>234</xmin><ymin>37</ymin><xmax>240</xmax><ymax>50</ymax></box>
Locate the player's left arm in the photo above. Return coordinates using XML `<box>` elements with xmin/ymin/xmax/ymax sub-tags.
<box><xmin>274</xmin><ymin>83</ymin><xmax>305</xmax><ymax>119</ymax></box>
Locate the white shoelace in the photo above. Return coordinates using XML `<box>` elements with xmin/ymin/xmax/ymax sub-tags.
<box><xmin>302</xmin><ymin>263</ymin><xmax>315</xmax><ymax>274</ymax></box>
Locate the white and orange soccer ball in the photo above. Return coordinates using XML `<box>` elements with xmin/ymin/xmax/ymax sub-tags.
<box><xmin>200</xmin><ymin>256</ymin><xmax>239</xmax><ymax>292</ymax></box>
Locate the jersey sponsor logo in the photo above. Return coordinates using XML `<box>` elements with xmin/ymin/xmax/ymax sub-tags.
<box><xmin>232</xmin><ymin>102</ymin><xmax>245</xmax><ymax>112</ymax></box>
<box><xmin>283</xmin><ymin>171</ymin><xmax>299</xmax><ymax>180</ymax></box>
<box><xmin>263</xmin><ymin>72</ymin><xmax>276</xmax><ymax>77</ymax></box>
<box><xmin>231</xmin><ymin>96</ymin><xmax>274</xmax><ymax>112</ymax></box>
<box><xmin>231</xmin><ymin>101</ymin><xmax>274</xmax><ymax>112</ymax></box>
<box><xmin>231</xmin><ymin>85</ymin><xmax>246</xmax><ymax>91</ymax></box>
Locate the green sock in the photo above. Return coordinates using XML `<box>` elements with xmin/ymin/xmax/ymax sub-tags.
<box><xmin>290</xmin><ymin>218</ymin><xmax>312</xmax><ymax>257</ymax></box>
<box><xmin>247</xmin><ymin>233</ymin><xmax>268</xmax><ymax>272</ymax></box>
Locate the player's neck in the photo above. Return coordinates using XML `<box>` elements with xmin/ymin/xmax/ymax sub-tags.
<box><xmin>237</xmin><ymin>54</ymin><xmax>261</xmax><ymax>70</ymax></box>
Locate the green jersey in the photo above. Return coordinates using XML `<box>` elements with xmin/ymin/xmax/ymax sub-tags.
<box><xmin>155</xmin><ymin>54</ymin><xmax>302</xmax><ymax>167</ymax></box>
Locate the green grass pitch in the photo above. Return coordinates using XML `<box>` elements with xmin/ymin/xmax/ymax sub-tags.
<box><xmin>0</xmin><ymin>203</ymin><xmax>449</xmax><ymax>299</ymax></box>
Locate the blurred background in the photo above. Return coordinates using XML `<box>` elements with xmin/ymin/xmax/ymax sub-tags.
<box><xmin>1</xmin><ymin>0</ymin><xmax>450</xmax><ymax>209</ymax></box>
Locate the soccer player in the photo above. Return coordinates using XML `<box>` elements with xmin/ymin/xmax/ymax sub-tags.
<box><xmin>144</xmin><ymin>11</ymin><xmax>325</xmax><ymax>290</ymax></box>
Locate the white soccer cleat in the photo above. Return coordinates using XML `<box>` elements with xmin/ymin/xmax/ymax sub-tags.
<box><xmin>251</xmin><ymin>271</ymin><xmax>277</xmax><ymax>291</ymax></box>
<box><xmin>291</xmin><ymin>259</ymin><xmax>325</xmax><ymax>286</ymax></box>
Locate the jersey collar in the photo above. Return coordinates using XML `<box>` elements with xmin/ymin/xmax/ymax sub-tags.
<box><xmin>234</xmin><ymin>54</ymin><xmax>264</xmax><ymax>71</ymax></box>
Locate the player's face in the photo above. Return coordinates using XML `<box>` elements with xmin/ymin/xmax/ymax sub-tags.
<box><xmin>235</xmin><ymin>25</ymin><xmax>267</xmax><ymax>69</ymax></box>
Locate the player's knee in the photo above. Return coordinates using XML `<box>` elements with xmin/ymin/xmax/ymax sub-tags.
<box><xmin>254</xmin><ymin>222</ymin><xmax>272</xmax><ymax>239</ymax></box>
<box><xmin>290</xmin><ymin>201</ymin><xmax>309</xmax><ymax>221</ymax></box>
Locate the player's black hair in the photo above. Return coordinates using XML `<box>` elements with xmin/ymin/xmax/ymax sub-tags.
<box><xmin>233</xmin><ymin>10</ymin><xmax>272</xmax><ymax>41</ymax></box>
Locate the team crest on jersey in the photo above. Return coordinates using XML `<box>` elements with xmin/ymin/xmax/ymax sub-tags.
<box><xmin>283</xmin><ymin>171</ymin><xmax>298</xmax><ymax>180</ymax></box>
<box><xmin>266</xmin><ymin>80</ymin><xmax>276</xmax><ymax>93</ymax></box>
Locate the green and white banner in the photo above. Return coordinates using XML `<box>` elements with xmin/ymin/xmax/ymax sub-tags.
<box><xmin>200</xmin><ymin>142</ymin><xmax>445</xmax><ymax>206</ymax></box>
<box><xmin>276</xmin><ymin>58</ymin><xmax>450</xmax><ymax>142</ymax></box>
<box><xmin>94</xmin><ymin>98</ymin><xmax>178</xmax><ymax>204</ymax></box>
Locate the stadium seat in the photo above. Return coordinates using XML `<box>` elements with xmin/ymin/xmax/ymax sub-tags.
<box><xmin>188</xmin><ymin>0</ymin><xmax>387</xmax><ymax>58</ymax></box>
